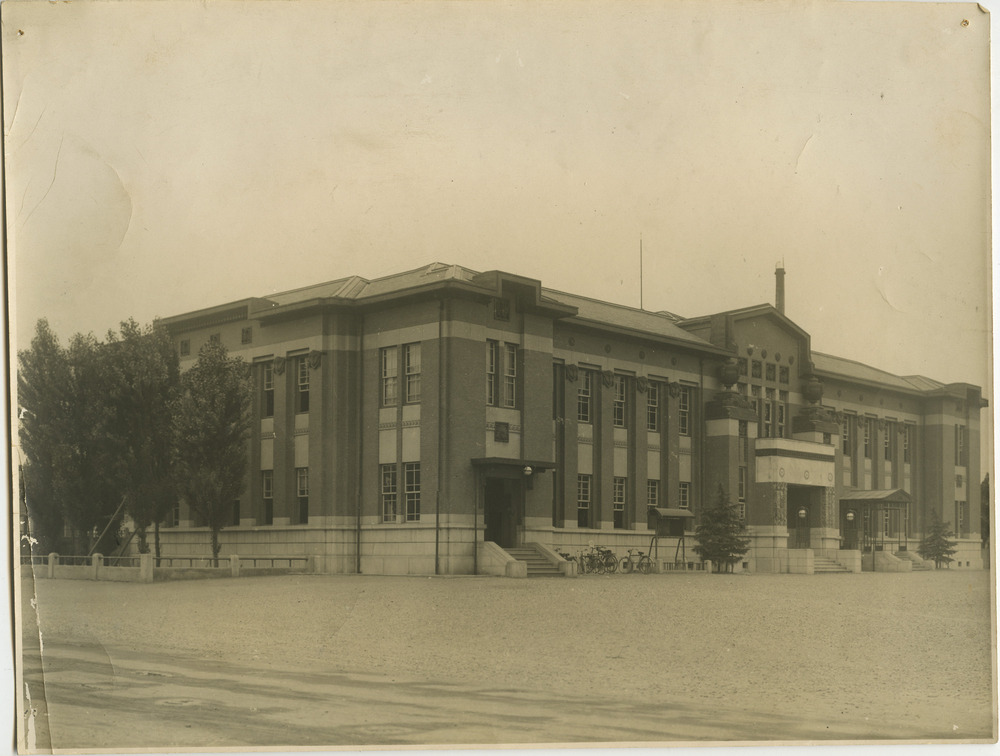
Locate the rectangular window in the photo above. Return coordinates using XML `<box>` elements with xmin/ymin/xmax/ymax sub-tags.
<box><xmin>381</xmin><ymin>347</ymin><xmax>398</xmax><ymax>406</ymax></box>
<box><xmin>678</xmin><ymin>386</ymin><xmax>692</xmax><ymax>436</ymax></box>
<box><xmin>738</xmin><ymin>419</ymin><xmax>748</xmax><ymax>510</ymax></box>
<box><xmin>232</xmin><ymin>499</ymin><xmax>241</xmax><ymax>527</ymax></box>
<box><xmin>486</xmin><ymin>340</ymin><xmax>499</xmax><ymax>406</ymax></box>
<box><xmin>613</xmin><ymin>477</ymin><xmax>627</xmax><ymax>529</ymax></box>
<box><xmin>737</xmin><ymin>468</ymin><xmax>747</xmax><ymax>510</ymax></box>
<box><xmin>577</xmin><ymin>474</ymin><xmax>591</xmax><ymax>528</ymax></box>
<box><xmin>884</xmin><ymin>422</ymin><xmax>894</xmax><ymax>460</ymax></box>
<box><xmin>737</xmin><ymin>358</ymin><xmax>748</xmax><ymax>377</ymax></box>
<box><xmin>776</xmin><ymin>390</ymin><xmax>788</xmax><ymax>438</ymax></box>
<box><xmin>404</xmin><ymin>343</ymin><xmax>421</xmax><ymax>403</ymax></box>
<box><xmin>751</xmin><ymin>360</ymin><xmax>762</xmax><ymax>379</ymax></box>
<box><xmin>241</xmin><ymin>326</ymin><xmax>253</xmax><ymax>345</ymax></box>
<box><xmin>779</xmin><ymin>365</ymin><xmax>789</xmax><ymax>384</ymax></box>
<box><xmin>647</xmin><ymin>479</ymin><xmax>660</xmax><ymax>508</ymax></box>
<box><xmin>262</xmin><ymin>362</ymin><xmax>274</xmax><ymax>418</ymax></box>
<box><xmin>179</xmin><ymin>339</ymin><xmax>190</xmax><ymax>357</ymax></box>
<box><xmin>903</xmin><ymin>424</ymin><xmax>912</xmax><ymax>463</ymax></box>
<box><xmin>763</xmin><ymin>388</ymin><xmax>774</xmax><ymax>438</ymax></box>
<box><xmin>842</xmin><ymin>416</ymin><xmax>852</xmax><ymax>455</ymax></box>
<box><xmin>765</xmin><ymin>363</ymin><xmax>776</xmax><ymax>382</ymax></box>
<box><xmin>646</xmin><ymin>382</ymin><xmax>660</xmax><ymax>432</ymax></box>
<box><xmin>956</xmin><ymin>500</ymin><xmax>968</xmax><ymax>537</ymax></box>
<box><xmin>577</xmin><ymin>371</ymin><xmax>593</xmax><ymax>423</ymax></box>
<box><xmin>613</xmin><ymin>375</ymin><xmax>627</xmax><ymax>428</ymax></box>
<box><xmin>167</xmin><ymin>501</ymin><xmax>180</xmax><ymax>528</ymax></box>
<box><xmin>296</xmin><ymin>467</ymin><xmax>309</xmax><ymax>524</ymax></box>
<box><xmin>296</xmin><ymin>356</ymin><xmax>310</xmax><ymax>413</ymax></box>
<box><xmin>864</xmin><ymin>417</ymin><xmax>874</xmax><ymax>459</ymax></box>
<box><xmin>404</xmin><ymin>463</ymin><xmax>421</xmax><ymax>522</ymax></box>
<box><xmin>750</xmin><ymin>384</ymin><xmax>761</xmax><ymax>419</ymax></box>
<box><xmin>209</xmin><ymin>333</ymin><xmax>220</xmax><ymax>345</ymax></box>
<box><xmin>955</xmin><ymin>424</ymin><xmax>967</xmax><ymax>466</ymax></box>
<box><xmin>380</xmin><ymin>465</ymin><xmax>398</xmax><ymax>523</ymax></box>
<box><xmin>261</xmin><ymin>470</ymin><xmax>274</xmax><ymax>526</ymax></box>
<box><xmin>503</xmin><ymin>343</ymin><xmax>517</xmax><ymax>408</ymax></box>
<box><xmin>679</xmin><ymin>482</ymin><xmax>691</xmax><ymax>510</ymax></box>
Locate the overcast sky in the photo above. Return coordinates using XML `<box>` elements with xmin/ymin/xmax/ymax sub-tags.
<box><xmin>4</xmin><ymin>0</ymin><xmax>991</xmax><ymax>399</ymax></box>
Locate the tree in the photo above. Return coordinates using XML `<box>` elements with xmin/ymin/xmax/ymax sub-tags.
<box><xmin>917</xmin><ymin>510</ymin><xmax>958</xmax><ymax>568</ymax></box>
<box><xmin>105</xmin><ymin>319</ymin><xmax>181</xmax><ymax>556</ymax></box>
<box><xmin>693</xmin><ymin>485</ymin><xmax>751</xmax><ymax>573</ymax></box>
<box><xmin>17</xmin><ymin>320</ymin><xmax>73</xmax><ymax>553</ymax></box>
<box><xmin>171</xmin><ymin>341</ymin><xmax>252</xmax><ymax>566</ymax></box>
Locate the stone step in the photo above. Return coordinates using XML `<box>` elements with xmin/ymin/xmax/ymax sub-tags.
<box><xmin>505</xmin><ymin>547</ymin><xmax>565</xmax><ymax>577</ymax></box>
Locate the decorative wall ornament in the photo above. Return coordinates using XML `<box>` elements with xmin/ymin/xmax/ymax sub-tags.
<box><xmin>568</xmin><ymin>337</ymin><xmax>576</xmax><ymax>346</ymax></box>
<box><xmin>788</xmin><ymin>355</ymin><xmax>795</xmax><ymax>365</ymax></box>
<box><xmin>667</xmin><ymin>381</ymin><xmax>681</xmax><ymax>398</ymax></box>
<box><xmin>719</xmin><ymin>358</ymin><xmax>739</xmax><ymax>389</ymax></box>
<box><xmin>671</xmin><ymin>357</ymin><xmax>678</xmax><ymax>366</ymax></box>
<box><xmin>604</xmin><ymin>344</ymin><xmax>612</xmax><ymax>353</ymax></box>
<box><xmin>774</xmin><ymin>352</ymin><xmax>781</xmax><ymax>362</ymax></box>
<box><xmin>773</xmin><ymin>482</ymin><xmax>788</xmax><ymax>526</ymax></box>
<box><xmin>638</xmin><ymin>350</ymin><xmax>646</xmax><ymax>360</ymax></box>
<box><xmin>308</xmin><ymin>350</ymin><xmax>322</xmax><ymax>370</ymax></box>
<box><xmin>746</xmin><ymin>346</ymin><xmax>754</xmax><ymax>355</ymax></box>
<box><xmin>272</xmin><ymin>356</ymin><xmax>286</xmax><ymax>375</ymax></box>
<box><xmin>601</xmin><ymin>370</ymin><xmax>615</xmax><ymax>388</ymax></box>
<box><xmin>637</xmin><ymin>376</ymin><xmax>649</xmax><ymax>394</ymax></box>
<box><xmin>761</xmin><ymin>349</ymin><xmax>768</xmax><ymax>359</ymax></box>
<box><xmin>566</xmin><ymin>364</ymin><xmax>579</xmax><ymax>382</ymax></box>
<box><xmin>877</xmin><ymin>419</ymin><xmax>887</xmax><ymax>432</ymax></box>
<box><xmin>802</xmin><ymin>375</ymin><xmax>823</xmax><ymax>405</ymax></box>
<box><xmin>494</xmin><ymin>421</ymin><xmax>510</xmax><ymax>443</ymax></box>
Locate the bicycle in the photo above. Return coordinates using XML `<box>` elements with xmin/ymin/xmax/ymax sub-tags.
<box><xmin>619</xmin><ymin>548</ymin><xmax>653</xmax><ymax>575</ymax></box>
<box><xmin>594</xmin><ymin>545</ymin><xmax>619</xmax><ymax>574</ymax></box>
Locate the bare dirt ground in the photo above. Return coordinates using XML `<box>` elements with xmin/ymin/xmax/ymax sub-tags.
<box><xmin>17</xmin><ymin>569</ymin><xmax>996</xmax><ymax>750</ymax></box>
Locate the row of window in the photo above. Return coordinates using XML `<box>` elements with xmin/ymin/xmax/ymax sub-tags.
<box><xmin>576</xmin><ymin>474</ymin><xmax>690</xmax><ymax>529</ymax></box>
<box><xmin>381</xmin><ymin>344</ymin><xmax>422</xmax><ymax>406</ymax></box>
<box><xmin>737</xmin><ymin>358</ymin><xmax>790</xmax><ymax>385</ymax></box>
<box><xmin>380</xmin><ymin>462</ymin><xmax>422</xmax><ymax>522</ymax></box>
<box><xmin>259</xmin><ymin>357</ymin><xmax>311</xmax><ymax>417</ymax></box>
<box><xmin>574</xmin><ymin>373</ymin><xmax>692</xmax><ymax>435</ymax></box>
<box><xmin>260</xmin><ymin>468</ymin><xmax>310</xmax><ymax>524</ymax></box>
<box><xmin>840</xmin><ymin>416</ymin><xmax>916</xmax><ymax>463</ymax></box>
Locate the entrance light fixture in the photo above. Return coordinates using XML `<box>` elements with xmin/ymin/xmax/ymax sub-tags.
<box><xmin>523</xmin><ymin>466</ymin><xmax>533</xmax><ymax>477</ymax></box>
<box><xmin>797</xmin><ymin>506</ymin><xmax>808</xmax><ymax>519</ymax></box>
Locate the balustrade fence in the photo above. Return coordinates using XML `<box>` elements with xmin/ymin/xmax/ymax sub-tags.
<box><xmin>19</xmin><ymin>553</ymin><xmax>316</xmax><ymax>582</ymax></box>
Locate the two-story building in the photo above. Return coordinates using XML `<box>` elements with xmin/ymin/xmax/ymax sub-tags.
<box><xmin>157</xmin><ymin>262</ymin><xmax>987</xmax><ymax>574</ymax></box>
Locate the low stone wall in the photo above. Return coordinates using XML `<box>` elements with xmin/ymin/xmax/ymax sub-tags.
<box><xmin>836</xmin><ymin>550</ymin><xmax>862</xmax><ymax>573</ymax></box>
<box><xmin>23</xmin><ymin>553</ymin><xmax>316</xmax><ymax>583</ymax></box>
<box><xmin>787</xmin><ymin>549</ymin><xmax>814</xmax><ymax>574</ymax></box>
<box><xmin>477</xmin><ymin>541</ymin><xmax>525</xmax><ymax>577</ymax></box>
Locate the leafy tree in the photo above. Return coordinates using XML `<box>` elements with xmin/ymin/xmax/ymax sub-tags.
<box><xmin>171</xmin><ymin>341</ymin><xmax>252</xmax><ymax>566</ymax></box>
<box><xmin>17</xmin><ymin>320</ymin><xmax>73</xmax><ymax>553</ymax></box>
<box><xmin>694</xmin><ymin>485</ymin><xmax>751</xmax><ymax>573</ymax></box>
<box><xmin>105</xmin><ymin>319</ymin><xmax>181</xmax><ymax>556</ymax></box>
<box><xmin>917</xmin><ymin>510</ymin><xmax>958</xmax><ymax>568</ymax></box>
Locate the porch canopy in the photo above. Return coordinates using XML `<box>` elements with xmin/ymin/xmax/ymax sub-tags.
<box><xmin>839</xmin><ymin>488</ymin><xmax>912</xmax><ymax>504</ymax></box>
<box><xmin>470</xmin><ymin>457</ymin><xmax>557</xmax><ymax>479</ymax></box>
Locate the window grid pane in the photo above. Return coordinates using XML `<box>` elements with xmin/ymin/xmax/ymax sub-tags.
<box><xmin>381</xmin><ymin>465</ymin><xmax>397</xmax><ymax>523</ymax></box>
<box><xmin>381</xmin><ymin>347</ymin><xmax>398</xmax><ymax>406</ymax></box>
<box><xmin>679</xmin><ymin>482</ymin><xmax>690</xmax><ymax>509</ymax></box>
<box><xmin>577</xmin><ymin>371</ymin><xmax>592</xmax><ymax>423</ymax></box>
<box><xmin>503</xmin><ymin>343</ymin><xmax>517</xmax><ymax>408</ymax></box>
<box><xmin>613</xmin><ymin>376</ymin><xmax>627</xmax><ymax>427</ymax></box>
<box><xmin>405</xmin><ymin>463</ymin><xmax>421</xmax><ymax>521</ymax></box>
<box><xmin>486</xmin><ymin>341</ymin><xmax>499</xmax><ymax>406</ymax></box>
<box><xmin>405</xmin><ymin>343</ymin><xmax>421</xmax><ymax>403</ymax></box>
<box><xmin>646</xmin><ymin>383</ymin><xmax>659</xmax><ymax>431</ymax></box>
<box><xmin>577</xmin><ymin>474</ymin><xmax>591</xmax><ymax>528</ymax></box>
<box><xmin>678</xmin><ymin>386</ymin><xmax>691</xmax><ymax>436</ymax></box>
<box><xmin>647</xmin><ymin>479</ymin><xmax>659</xmax><ymax>507</ymax></box>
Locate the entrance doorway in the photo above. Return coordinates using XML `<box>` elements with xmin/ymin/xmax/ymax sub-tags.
<box><xmin>484</xmin><ymin>477</ymin><xmax>520</xmax><ymax>548</ymax></box>
<box><xmin>787</xmin><ymin>486</ymin><xmax>812</xmax><ymax>549</ymax></box>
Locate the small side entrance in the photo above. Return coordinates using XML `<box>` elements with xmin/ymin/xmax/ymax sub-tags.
<box><xmin>484</xmin><ymin>477</ymin><xmax>520</xmax><ymax>549</ymax></box>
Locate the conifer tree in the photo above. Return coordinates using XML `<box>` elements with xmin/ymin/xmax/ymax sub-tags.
<box><xmin>694</xmin><ymin>485</ymin><xmax>751</xmax><ymax>573</ymax></box>
<box><xmin>917</xmin><ymin>510</ymin><xmax>958</xmax><ymax>568</ymax></box>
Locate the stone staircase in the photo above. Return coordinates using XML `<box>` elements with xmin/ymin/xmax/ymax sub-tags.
<box><xmin>505</xmin><ymin>546</ymin><xmax>563</xmax><ymax>577</ymax></box>
<box><xmin>813</xmin><ymin>556</ymin><xmax>852</xmax><ymax>574</ymax></box>
<box><xmin>894</xmin><ymin>551</ymin><xmax>933</xmax><ymax>571</ymax></box>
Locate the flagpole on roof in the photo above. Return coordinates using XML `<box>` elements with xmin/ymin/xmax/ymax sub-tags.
<box><xmin>639</xmin><ymin>233</ymin><xmax>644</xmax><ymax>311</ymax></box>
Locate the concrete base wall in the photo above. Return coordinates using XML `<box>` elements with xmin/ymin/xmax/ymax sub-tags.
<box><xmin>836</xmin><ymin>550</ymin><xmax>862</xmax><ymax>573</ymax></box>
<box><xmin>787</xmin><ymin>549</ymin><xmax>814</xmax><ymax>574</ymax></box>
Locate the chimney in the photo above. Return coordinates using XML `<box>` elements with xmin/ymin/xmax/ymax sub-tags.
<box><xmin>775</xmin><ymin>262</ymin><xmax>785</xmax><ymax>315</ymax></box>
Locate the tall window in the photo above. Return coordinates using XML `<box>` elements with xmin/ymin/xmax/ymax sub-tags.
<box><xmin>678</xmin><ymin>386</ymin><xmax>692</xmax><ymax>436</ymax></box>
<box><xmin>503</xmin><ymin>343</ymin><xmax>517</xmax><ymax>408</ymax></box>
<box><xmin>295</xmin><ymin>356</ymin><xmax>310</xmax><ymax>413</ymax></box>
<box><xmin>841</xmin><ymin>416</ymin><xmax>852</xmax><ymax>455</ymax></box>
<box><xmin>577</xmin><ymin>474</ymin><xmax>592</xmax><ymax>528</ymax></box>
<box><xmin>486</xmin><ymin>340</ymin><xmax>499</xmax><ymax>406</ymax></box>
<box><xmin>613</xmin><ymin>375</ymin><xmax>627</xmax><ymax>428</ymax></box>
<box><xmin>404</xmin><ymin>343</ymin><xmax>421</xmax><ymax>403</ymax></box>
<box><xmin>765</xmin><ymin>363</ymin><xmax>776</xmax><ymax>382</ymax></box>
<box><xmin>776</xmin><ymin>390</ymin><xmax>788</xmax><ymax>438</ymax></box>
<box><xmin>884</xmin><ymin>422</ymin><xmax>894</xmax><ymax>461</ymax></box>
<box><xmin>168</xmin><ymin>501</ymin><xmax>180</xmax><ymax>528</ymax></box>
<box><xmin>763</xmin><ymin>388</ymin><xmax>775</xmax><ymax>437</ymax></box>
<box><xmin>380</xmin><ymin>465</ymin><xmax>397</xmax><ymax>523</ymax></box>
<box><xmin>955</xmin><ymin>500</ymin><xmax>968</xmax><ymax>537</ymax></box>
<box><xmin>179</xmin><ymin>339</ymin><xmax>190</xmax><ymax>357</ymax></box>
<box><xmin>903</xmin><ymin>424</ymin><xmax>912</xmax><ymax>463</ymax></box>
<box><xmin>241</xmin><ymin>326</ymin><xmax>253</xmax><ymax>345</ymax></box>
<box><xmin>737</xmin><ymin>358</ymin><xmax>748</xmax><ymax>377</ymax></box>
<box><xmin>261</xmin><ymin>470</ymin><xmax>274</xmax><ymax>526</ymax></box>
<box><xmin>955</xmin><ymin>424</ymin><xmax>967</xmax><ymax>466</ymax></box>
<box><xmin>404</xmin><ymin>463</ymin><xmax>421</xmax><ymax>522</ymax></box>
<box><xmin>750</xmin><ymin>384</ymin><xmax>761</xmax><ymax>418</ymax></box>
<box><xmin>262</xmin><ymin>362</ymin><xmax>274</xmax><ymax>418</ymax></box>
<box><xmin>232</xmin><ymin>499</ymin><xmax>241</xmax><ymax>527</ymax></box>
<box><xmin>613</xmin><ymin>477</ymin><xmax>627</xmax><ymax>529</ymax></box>
<box><xmin>779</xmin><ymin>366</ymin><xmax>789</xmax><ymax>384</ymax></box>
<box><xmin>751</xmin><ymin>360</ymin><xmax>762</xmax><ymax>379</ymax></box>
<box><xmin>296</xmin><ymin>467</ymin><xmax>309</xmax><ymax>524</ymax></box>
<box><xmin>646</xmin><ymin>382</ymin><xmax>660</xmax><ymax>432</ymax></box>
<box><xmin>863</xmin><ymin>417</ymin><xmax>874</xmax><ymax>459</ymax></box>
<box><xmin>679</xmin><ymin>482</ymin><xmax>691</xmax><ymax>510</ymax></box>
<box><xmin>381</xmin><ymin>347</ymin><xmax>398</xmax><ymax>406</ymax></box>
<box><xmin>577</xmin><ymin>371</ymin><xmax>593</xmax><ymax>423</ymax></box>
<box><xmin>647</xmin><ymin>479</ymin><xmax>660</xmax><ymax>508</ymax></box>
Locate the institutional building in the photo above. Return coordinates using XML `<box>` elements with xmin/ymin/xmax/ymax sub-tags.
<box><xmin>158</xmin><ymin>263</ymin><xmax>987</xmax><ymax>574</ymax></box>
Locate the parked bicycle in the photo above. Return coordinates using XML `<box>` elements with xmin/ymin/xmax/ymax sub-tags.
<box><xmin>578</xmin><ymin>546</ymin><xmax>605</xmax><ymax>574</ymax></box>
<box><xmin>594</xmin><ymin>545</ymin><xmax>619</xmax><ymax>574</ymax></box>
<box><xmin>619</xmin><ymin>548</ymin><xmax>653</xmax><ymax>575</ymax></box>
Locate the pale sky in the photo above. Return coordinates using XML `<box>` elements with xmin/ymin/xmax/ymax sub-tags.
<box><xmin>3</xmin><ymin>0</ymin><xmax>992</xmax><ymax>403</ymax></box>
